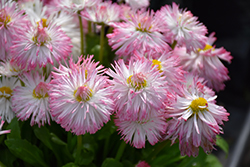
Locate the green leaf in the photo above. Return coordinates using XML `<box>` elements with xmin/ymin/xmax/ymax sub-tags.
<box><xmin>5</xmin><ymin>139</ymin><xmax>48</xmax><ymax>167</ymax></box>
<box><xmin>6</xmin><ymin>117</ymin><xmax>21</xmax><ymax>139</ymax></box>
<box><xmin>101</xmin><ymin>158</ymin><xmax>123</xmax><ymax>167</ymax></box>
<box><xmin>216</xmin><ymin>135</ymin><xmax>229</xmax><ymax>155</ymax></box>
<box><xmin>205</xmin><ymin>154</ymin><xmax>223</xmax><ymax>167</ymax></box>
<box><xmin>34</xmin><ymin>126</ymin><xmax>73</xmax><ymax>165</ymax></box>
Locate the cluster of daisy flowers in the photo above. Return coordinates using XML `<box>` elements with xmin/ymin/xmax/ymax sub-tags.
<box><xmin>0</xmin><ymin>0</ymin><xmax>232</xmax><ymax>157</ymax></box>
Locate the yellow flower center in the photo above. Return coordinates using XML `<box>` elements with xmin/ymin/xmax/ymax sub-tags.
<box><xmin>197</xmin><ymin>44</ymin><xmax>214</xmax><ymax>52</ymax></box>
<box><xmin>0</xmin><ymin>9</ymin><xmax>11</xmax><ymax>27</ymax></box>
<box><xmin>74</xmin><ymin>85</ymin><xmax>93</xmax><ymax>102</ymax></box>
<box><xmin>0</xmin><ymin>86</ymin><xmax>12</xmax><ymax>99</ymax></box>
<box><xmin>190</xmin><ymin>97</ymin><xmax>208</xmax><ymax>113</ymax></box>
<box><xmin>152</xmin><ymin>59</ymin><xmax>162</xmax><ymax>71</ymax></box>
<box><xmin>37</xmin><ymin>18</ymin><xmax>48</xmax><ymax>28</ymax></box>
<box><xmin>127</xmin><ymin>73</ymin><xmax>147</xmax><ymax>91</ymax></box>
<box><xmin>136</xmin><ymin>22</ymin><xmax>152</xmax><ymax>32</ymax></box>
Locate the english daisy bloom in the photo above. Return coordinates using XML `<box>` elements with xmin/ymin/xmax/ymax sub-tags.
<box><xmin>49</xmin><ymin>61</ymin><xmax>113</xmax><ymax>135</ymax></box>
<box><xmin>125</xmin><ymin>0</ymin><xmax>150</xmax><ymax>10</ymax></box>
<box><xmin>107</xmin><ymin>10</ymin><xmax>169</xmax><ymax>58</ymax></box>
<box><xmin>0</xmin><ymin>116</ymin><xmax>11</xmax><ymax>135</ymax></box>
<box><xmin>107</xmin><ymin>58</ymin><xmax>170</xmax><ymax>120</ymax></box>
<box><xmin>11</xmin><ymin>20</ymin><xmax>72</xmax><ymax>70</ymax></box>
<box><xmin>0</xmin><ymin>76</ymin><xmax>21</xmax><ymax>123</ymax></box>
<box><xmin>165</xmin><ymin>74</ymin><xmax>229</xmax><ymax>156</ymax></box>
<box><xmin>12</xmin><ymin>72</ymin><xmax>52</xmax><ymax>127</ymax></box>
<box><xmin>115</xmin><ymin>112</ymin><xmax>167</xmax><ymax>149</ymax></box>
<box><xmin>158</xmin><ymin>2</ymin><xmax>207</xmax><ymax>52</ymax></box>
<box><xmin>174</xmin><ymin>32</ymin><xmax>232</xmax><ymax>91</ymax></box>
<box><xmin>0</xmin><ymin>0</ymin><xmax>28</xmax><ymax>60</ymax></box>
<box><xmin>81</xmin><ymin>1</ymin><xmax>121</xmax><ymax>25</ymax></box>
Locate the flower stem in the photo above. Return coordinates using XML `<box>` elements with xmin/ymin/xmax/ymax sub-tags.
<box><xmin>99</xmin><ymin>23</ymin><xmax>105</xmax><ymax>64</ymax></box>
<box><xmin>75</xmin><ymin>135</ymin><xmax>82</xmax><ymax>164</ymax></box>
<box><xmin>78</xmin><ymin>11</ymin><xmax>85</xmax><ymax>56</ymax></box>
<box><xmin>115</xmin><ymin>140</ymin><xmax>126</xmax><ymax>161</ymax></box>
<box><xmin>171</xmin><ymin>40</ymin><xmax>177</xmax><ymax>50</ymax></box>
<box><xmin>88</xmin><ymin>21</ymin><xmax>92</xmax><ymax>34</ymax></box>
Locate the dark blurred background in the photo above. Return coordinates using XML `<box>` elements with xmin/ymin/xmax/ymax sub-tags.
<box><xmin>150</xmin><ymin>0</ymin><xmax>250</xmax><ymax>166</ymax></box>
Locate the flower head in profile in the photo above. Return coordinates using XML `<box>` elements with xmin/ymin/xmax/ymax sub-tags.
<box><xmin>174</xmin><ymin>32</ymin><xmax>232</xmax><ymax>91</ymax></box>
<box><xmin>0</xmin><ymin>76</ymin><xmax>21</xmax><ymax>123</ymax></box>
<box><xmin>12</xmin><ymin>72</ymin><xmax>52</xmax><ymax>127</ymax></box>
<box><xmin>0</xmin><ymin>58</ymin><xmax>25</xmax><ymax>77</ymax></box>
<box><xmin>11</xmin><ymin>19</ymin><xmax>72</xmax><ymax>70</ymax></box>
<box><xmin>165</xmin><ymin>74</ymin><xmax>229</xmax><ymax>156</ymax></box>
<box><xmin>107</xmin><ymin>10</ymin><xmax>169</xmax><ymax>58</ymax></box>
<box><xmin>0</xmin><ymin>116</ymin><xmax>11</xmax><ymax>135</ymax></box>
<box><xmin>107</xmin><ymin>58</ymin><xmax>170</xmax><ymax>120</ymax></box>
<box><xmin>115</xmin><ymin>112</ymin><xmax>167</xmax><ymax>149</ymax></box>
<box><xmin>49</xmin><ymin>57</ymin><xmax>113</xmax><ymax>135</ymax></box>
<box><xmin>158</xmin><ymin>2</ymin><xmax>207</xmax><ymax>52</ymax></box>
<box><xmin>0</xmin><ymin>0</ymin><xmax>28</xmax><ymax>60</ymax></box>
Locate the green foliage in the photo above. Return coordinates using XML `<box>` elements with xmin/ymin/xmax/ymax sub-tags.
<box><xmin>216</xmin><ymin>135</ymin><xmax>229</xmax><ymax>155</ymax></box>
<box><xmin>5</xmin><ymin>139</ymin><xmax>48</xmax><ymax>167</ymax></box>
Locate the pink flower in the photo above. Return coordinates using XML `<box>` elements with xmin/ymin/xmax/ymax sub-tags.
<box><xmin>107</xmin><ymin>58</ymin><xmax>170</xmax><ymax>120</ymax></box>
<box><xmin>107</xmin><ymin>10</ymin><xmax>169</xmax><ymax>58</ymax></box>
<box><xmin>136</xmin><ymin>161</ymin><xmax>150</xmax><ymax>167</ymax></box>
<box><xmin>0</xmin><ymin>0</ymin><xmax>28</xmax><ymax>60</ymax></box>
<box><xmin>11</xmin><ymin>20</ymin><xmax>72</xmax><ymax>70</ymax></box>
<box><xmin>115</xmin><ymin>112</ymin><xmax>167</xmax><ymax>149</ymax></box>
<box><xmin>12</xmin><ymin>72</ymin><xmax>52</xmax><ymax>127</ymax></box>
<box><xmin>49</xmin><ymin>57</ymin><xmax>113</xmax><ymax>135</ymax></box>
<box><xmin>165</xmin><ymin>74</ymin><xmax>229</xmax><ymax>156</ymax></box>
<box><xmin>174</xmin><ymin>32</ymin><xmax>232</xmax><ymax>91</ymax></box>
<box><xmin>81</xmin><ymin>1</ymin><xmax>121</xmax><ymax>25</ymax></box>
<box><xmin>0</xmin><ymin>116</ymin><xmax>11</xmax><ymax>135</ymax></box>
<box><xmin>158</xmin><ymin>2</ymin><xmax>207</xmax><ymax>52</ymax></box>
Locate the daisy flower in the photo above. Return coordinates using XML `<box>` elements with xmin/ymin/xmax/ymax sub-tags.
<box><xmin>107</xmin><ymin>58</ymin><xmax>169</xmax><ymax>120</ymax></box>
<box><xmin>165</xmin><ymin>74</ymin><xmax>229</xmax><ymax>156</ymax></box>
<box><xmin>11</xmin><ymin>20</ymin><xmax>72</xmax><ymax>70</ymax></box>
<box><xmin>0</xmin><ymin>116</ymin><xmax>11</xmax><ymax>135</ymax></box>
<box><xmin>49</xmin><ymin>60</ymin><xmax>113</xmax><ymax>135</ymax></box>
<box><xmin>158</xmin><ymin>2</ymin><xmax>207</xmax><ymax>52</ymax></box>
<box><xmin>81</xmin><ymin>1</ymin><xmax>121</xmax><ymax>25</ymax></box>
<box><xmin>0</xmin><ymin>76</ymin><xmax>21</xmax><ymax>123</ymax></box>
<box><xmin>174</xmin><ymin>32</ymin><xmax>232</xmax><ymax>91</ymax></box>
<box><xmin>0</xmin><ymin>0</ymin><xmax>28</xmax><ymax>60</ymax></box>
<box><xmin>115</xmin><ymin>112</ymin><xmax>167</xmax><ymax>149</ymax></box>
<box><xmin>12</xmin><ymin>72</ymin><xmax>52</xmax><ymax>127</ymax></box>
<box><xmin>107</xmin><ymin>10</ymin><xmax>169</xmax><ymax>58</ymax></box>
